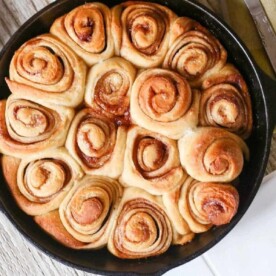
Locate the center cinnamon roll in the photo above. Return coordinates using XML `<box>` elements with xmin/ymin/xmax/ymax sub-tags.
<box><xmin>66</xmin><ymin>108</ymin><xmax>127</xmax><ymax>178</ymax></box>
<box><xmin>120</xmin><ymin>126</ymin><xmax>185</xmax><ymax>195</ymax></box>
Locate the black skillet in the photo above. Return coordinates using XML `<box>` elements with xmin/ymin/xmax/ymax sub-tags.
<box><xmin>0</xmin><ymin>0</ymin><xmax>275</xmax><ymax>275</ymax></box>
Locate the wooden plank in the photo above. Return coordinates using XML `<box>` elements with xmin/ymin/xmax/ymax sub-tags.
<box><xmin>30</xmin><ymin>0</ymin><xmax>54</xmax><ymax>11</ymax></box>
<box><xmin>2</xmin><ymin>0</ymin><xmax>38</xmax><ymax>23</ymax></box>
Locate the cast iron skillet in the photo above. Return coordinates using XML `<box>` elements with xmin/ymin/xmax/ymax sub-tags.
<box><xmin>0</xmin><ymin>0</ymin><xmax>275</xmax><ymax>275</ymax></box>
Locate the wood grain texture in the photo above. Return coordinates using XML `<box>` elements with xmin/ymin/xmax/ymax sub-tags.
<box><xmin>0</xmin><ymin>1</ymin><xmax>275</xmax><ymax>276</ymax></box>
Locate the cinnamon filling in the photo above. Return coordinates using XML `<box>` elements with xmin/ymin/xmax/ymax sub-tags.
<box><xmin>138</xmin><ymin>72</ymin><xmax>191</xmax><ymax>123</ymax></box>
<box><xmin>125</xmin><ymin>212</ymin><xmax>154</xmax><ymax>243</ymax></box>
<box><xmin>127</xmin><ymin>11</ymin><xmax>166</xmax><ymax>55</ymax></box>
<box><xmin>71</xmin><ymin>197</ymin><xmax>103</xmax><ymax>225</ymax></box>
<box><xmin>208</xmin><ymin>157</ymin><xmax>229</xmax><ymax>175</ymax></box>
<box><xmin>94</xmin><ymin>70</ymin><xmax>130</xmax><ymax>116</ymax></box>
<box><xmin>134</xmin><ymin>136</ymin><xmax>168</xmax><ymax>177</ymax></box>
<box><xmin>23</xmin><ymin>159</ymin><xmax>71</xmax><ymax>202</ymax></box>
<box><xmin>75</xmin><ymin>115</ymin><xmax>116</xmax><ymax>168</ymax></box>
<box><xmin>66</xmin><ymin>6</ymin><xmax>106</xmax><ymax>53</ymax></box>
<box><xmin>18</xmin><ymin>46</ymin><xmax>64</xmax><ymax>84</ymax></box>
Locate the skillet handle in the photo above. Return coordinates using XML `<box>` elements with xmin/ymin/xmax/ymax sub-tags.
<box><xmin>257</xmin><ymin>68</ymin><xmax>276</xmax><ymax>132</ymax></box>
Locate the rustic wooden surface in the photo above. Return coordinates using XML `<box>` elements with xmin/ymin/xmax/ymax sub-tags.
<box><xmin>0</xmin><ymin>1</ymin><xmax>275</xmax><ymax>275</ymax></box>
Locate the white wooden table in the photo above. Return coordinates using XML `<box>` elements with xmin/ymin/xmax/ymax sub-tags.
<box><xmin>0</xmin><ymin>1</ymin><xmax>275</xmax><ymax>275</ymax></box>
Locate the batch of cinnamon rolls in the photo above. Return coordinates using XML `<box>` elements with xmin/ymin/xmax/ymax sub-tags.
<box><xmin>0</xmin><ymin>1</ymin><xmax>252</xmax><ymax>259</ymax></box>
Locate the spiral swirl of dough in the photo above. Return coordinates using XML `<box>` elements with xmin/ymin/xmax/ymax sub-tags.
<box><xmin>8</xmin><ymin>34</ymin><xmax>86</xmax><ymax>107</ymax></box>
<box><xmin>178</xmin><ymin>127</ymin><xmax>249</xmax><ymax>182</ymax></box>
<box><xmin>15</xmin><ymin>148</ymin><xmax>83</xmax><ymax>215</ymax></box>
<box><xmin>108</xmin><ymin>187</ymin><xmax>172</xmax><ymax>258</ymax></box>
<box><xmin>66</xmin><ymin>108</ymin><xmax>127</xmax><ymax>178</ymax></box>
<box><xmin>85</xmin><ymin>57</ymin><xmax>136</xmax><ymax>125</ymax></box>
<box><xmin>163</xmin><ymin>177</ymin><xmax>239</xmax><ymax>233</ymax></box>
<box><xmin>120</xmin><ymin>126</ymin><xmax>185</xmax><ymax>195</ymax></box>
<box><xmin>163</xmin><ymin>17</ymin><xmax>227</xmax><ymax>87</ymax></box>
<box><xmin>50</xmin><ymin>3</ymin><xmax>114</xmax><ymax>65</ymax></box>
<box><xmin>0</xmin><ymin>95</ymin><xmax>74</xmax><ymax>158</ymax></box>
<box><xmin>200</xmin><ymin>64</ymin><xmax>253</xmax><ymax>139</ymax></box>
<box><xmin>131</xmin><ymin>69</ymin><xmax>199</xmax><ymax>139</ymax></box>
<box><xmin>111</xmin><ymin>1</ymin><xmax>177</xmax><ymax>67</ymax></box>
<box><xmin>59</xmin><ymin>175</ymin><xmax>123</xmax><ymax>248</ymax></box>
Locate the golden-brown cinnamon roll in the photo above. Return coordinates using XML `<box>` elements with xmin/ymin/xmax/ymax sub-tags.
<box><xmin>0</xmin><ymin>96</ymin><xmax>74</xmax><ymax>158</ymax></box>
<box><xmin>107</xmin><ymin>187</ymin><xmax>172</xmax><ymax>259</ymax></box>
<box><xmin>84</xmin><ymin>57</ymin><xmax>136</xmax><ymax>125</ymax></box>
<box><xmin>130</xmin><ymin>68</ymin><xmax>200</xmax><ymax>139</ymax></box>
<box><xmin>1</xmin><ymin>148</ymin><xmax>83</xmax><ymax>216</ymax></box>
<box><xmin>66</xmin><ymin>108</ymin><xmax>127</xmax><ymax>178</ymax></box>
<box><xmin>50</xmin><ymin>3</ymin><xmax>114</xmax><ymax>66</ymax></box>
<box><xmin>8</xmin><ymin>34</ymin><xmax>86</xmax><ymax>107</ymax></box>
<box><xmin>178</xmin><ymin>127</ymin><xmax>249</xmax><ymax>182</ymax></box>
<box><xmin>199</xmin><ymin>64</ymin><xmax>253</xmax><ymax>139</ymax></box>
<box><xmin>57</xmin><ymin>175</ymin><xmax>123</xmax><ymax>249</ymax></box>
<box><xmin>111</xmin><ymin>1</ymin><xmax>177</xmax><ymax>68</ymax></box>
<box><xmin>163</xmin><ymin>177</ymin><xmax>239</xmax><ymax>233</ymax></box>
<box><xmin>163</xmin><ymin>17</ymin><xmax>227</xmax><ymax>87</ymax></box>
<box><xmin>120</xmin><ymin>126</ymin><xmax>185</xmax><ymax>195</ymax></box>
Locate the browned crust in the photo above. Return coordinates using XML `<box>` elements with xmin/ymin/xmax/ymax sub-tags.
<box><xmin>0</xmin><ymin>155</ymin><xmax>31</xmax><ymax>211</ymax></box>
<box><xmin>173</xmin><ymin>231</ymin><xmax>195</xmax><ymax>245</ymax></box>
<box><xmin>1</xmin><ymin>155</ymin><xmax>45</xmax><ymax>215</ymax></box>
<box><xmin>6</xmin><ymin>78</ymin><xmax>52</xmax><ymax>100</ymax></box>
<box><xmin>34</xmin><ymin>210</ymin><xmax>85</xmax><ymax>249</ymax></box>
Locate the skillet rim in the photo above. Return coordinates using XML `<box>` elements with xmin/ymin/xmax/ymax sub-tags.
<box><xmin>0</xmin><ymin>0</ymin><xmax>273</xmax><ymax>275</ymax></box>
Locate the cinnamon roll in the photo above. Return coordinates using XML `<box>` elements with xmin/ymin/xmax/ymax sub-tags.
<box><xmin>66</xmin><ymin>108</ymin><xmax>127</xmax><ymax>178</ymax></box>
<box><xmin>8</xmin><ymin>34</ymin><xmax>86</xmax><ymax>107</ymax></box>
<box><xmin>84</xmin><ymin>57</ymin><xmax>136</xmax><ymax>125</ymax></box>
<box><xmin>199</xmin><ymin>64</ymin><xmax>253</xmax><ymax>139</ymax></box>
<box><xmin>50</xmin><ymin>3</ymin><xmax>114</xmax><ymax>66</ymax></box>
<box><xmin>57</xmin><ymin>175</ymin><xmax>123</xmax><ymax>249</ymax></box>
<box><xmin>1</xmin><ymin>148</ymin><xmax>83</xmax><ymax>216</ymax></box>
<box><xmin>0</xmin><ymin>96</ymin><xmax>74</xmax><ymax>158</ymax></box>
<box><xmin>120</xmin><ymin>126</ymin><xmax>185</xmax><ymax>195</ymax></box>
<box><xmin>111</xmin><ymin>1</ymin><xmax>177</xmax><ymax>68</ymax></box>
<box><xmin>130</xmin><ymin>68</ymin><xmax>200</xmax><ymax>139</ymax></box>
<box><xmin>178</xmin><ymin>127</ymin><xmax>249</xmax><ymax>182</ymax></box>
<box><xmin>107</xmin><ymin>187</ymin><xmax>172</xmax><ymax>259</ymax></box>
<box><xmin>163</xmin><ymin>17</ymin><xmax>227</xmax><ymax>87</ymax></box>
<box><xmin>163</xmin><ymin>177</ymin><xmax>239</xmax><ymax>233</ymax></box>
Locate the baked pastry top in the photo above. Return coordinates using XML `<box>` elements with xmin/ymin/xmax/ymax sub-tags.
<box><xmin>0</xmin><ymin>1</ymin><xmax>252</xmax><ymax>260</ymax></box>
